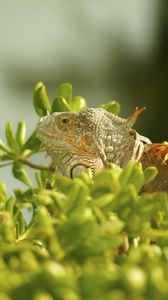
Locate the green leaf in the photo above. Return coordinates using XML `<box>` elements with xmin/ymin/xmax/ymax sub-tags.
<box><xmin>92</xmin><ymin>169</ymin><xmax>120</xmax><ymax>196</ymax></box>
<box><xmin>123</xmin><ymin>266</ymin><xmax>147</xmax><ymax>291</ymax></box>
<box><xmin>91</xmin><ymin>193</ymin><xmax>114</xmax><ymax>208</ymax></box>
<box><xmin>56</xmin><ymin>83</ymin><xmax>72</xmax><ymax>102</ymax></box>
<box><xmin>105</xmin><ymin>163</ymin><xmax>122</xmax><ymax>176</ymax></box>
<box><xmin>5</xmin><ymin>196</ymin><xmax>15</xmax><ymax>215</ymax></box>
<box><xmin>64</xmin><ymin>179</ymin><xmax>89</xmax><ymax>215</ymax></box>
<box><xmin>16</xmin><ymin>210</ymin><xmax>26</xmax><ymax>235</ymax></box>
<box><xmin>5</xmin><ymin>122</ymin><xmax>19</xmax><ymax>153</ymax></box>
<box><xmin>0</xmin><ymin>139</ymin><xmax>11</xmax><ymax>153</ymax></box>
<box><xmin>14</xmin><ymin>188</ymin><xmax>34</xmax><ymax>204</ymax></box>
<box><xmin>16</xmin><ymin>122</ymin><xmax>26</xmax><ymax>149</ymax></box>
<box><xmin>0</xmin><ymin>181</ymin><xmax>7</xmax><ymax>203</ymax></box>
<box><xmin>101</xmin><ymin>101</ymin><xmax>120</xmax><ymax>115</ymax></box>
<box><xmin>52</xmin><ymin>96</ymin><xmax>71</xmax><ymax>112</ymax></box>
<box><xmin>12</xmin><ymin>162</ymin><xmax>33</xmax><ymax>187</ymax></box>
<box><xmin>119</xmin><ymin>162</ymin><xmax>144</xmax><ymax>192</ymax></box>
<box><xmin>23</xmin><ymin>131</ymin><xmax>41</xmax><ymax>152</ymax></box>
<box><xmin>71</xmin><ymin>96</ymin><xmax>87</xmax><ymax>112</ymax></box>
<box><xmin>143</xmin><ymin>166</ymin><xmax>158</xmax><ymax>185</ymax></box>
<box><xmin>35</xmin><ymin>171</ymin><xmax>43</xmax><ymax>188</ymax></box>
<box><xmin>110</xmin><ymin>184</ymin><xmax>137</xmax><ymax>215</ymax></box>
<box><xmin>35</xmin><ymin>190</ymin><xmax>54</xmax><ymax>206</ymax></box>
<box><xmin>33</xmin><ymin>82</ymin><xmax>51</xmax><ymax>117</ymax></box>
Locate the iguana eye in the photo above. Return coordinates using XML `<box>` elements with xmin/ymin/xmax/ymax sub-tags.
<box><xmin>61</xmin><ymin>117</ymin><xmax>70</xmax><ymax>125</ymax></box>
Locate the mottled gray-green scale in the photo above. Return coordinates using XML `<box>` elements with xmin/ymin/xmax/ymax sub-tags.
<box><xmin>80</xmin><ymin>108</ymin><xmax>137</xmax><ymax>167</ymax></box>
<box><xmin>99</xmin><ymin>112</ymin><xmax>136</xmax><ymax>166</ymax></box>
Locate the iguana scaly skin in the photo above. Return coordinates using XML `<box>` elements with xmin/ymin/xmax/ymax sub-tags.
<box><xmin>37</xmin><ymin>107</ymin><xmax>168</xmax><ymax>191</ymax></box>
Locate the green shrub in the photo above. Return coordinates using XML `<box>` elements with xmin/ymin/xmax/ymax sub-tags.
<box><xmin>0</xmin><ymin>83</ymin><xmax>168</xmax><ymax>300</ymax></box>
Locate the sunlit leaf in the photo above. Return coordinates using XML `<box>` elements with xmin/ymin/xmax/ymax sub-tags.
<box><xmin>12</xmin><ymin>163</ymin><xmax>33</xmax><ymax>187</ymax></box>
<box><xmin>56</xmin><ymin>83</ymin><xmax>72</xmax><ymax>102</ymax></box>
<box><xmin>33</xmin><ymin>82</ymin><xmax>51</xmax><ymax>116</ymax></box>
<box><xmin>101</xmin><ymin>100</ymin><xmax>120</xmax><ymax>115</ymax></box>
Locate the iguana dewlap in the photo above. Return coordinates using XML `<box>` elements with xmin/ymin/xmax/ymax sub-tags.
<box><xmin>37</xmin><ymin>107</ymin><xmax>168</xmax><ymax>192</ymax></box>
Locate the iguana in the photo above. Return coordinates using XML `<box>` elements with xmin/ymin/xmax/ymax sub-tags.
<box><xmin>37</xmin><ymin>107</ymin><xmax>168</xmax><ymax>192</ymax></box>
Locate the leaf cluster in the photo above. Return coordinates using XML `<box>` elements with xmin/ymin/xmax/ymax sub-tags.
<box><xmin>0</xmin><ymin>83</ymin><xmax>168</xmax><ymax>300</ymax></box>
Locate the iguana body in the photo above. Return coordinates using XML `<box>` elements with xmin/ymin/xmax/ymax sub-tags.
<box><xmin>37</xmin><ymin>107</ymin><xmax>168</xmax><ymax>192</ymax></box>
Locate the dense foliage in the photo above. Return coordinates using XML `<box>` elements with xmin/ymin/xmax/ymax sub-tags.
<box><xmin>0</xmin><ymin>83</ymin><xmax>168</xmax><ymax>300</ymax></box>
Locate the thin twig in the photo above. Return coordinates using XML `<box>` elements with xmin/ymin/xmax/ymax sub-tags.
<box><xmin>0</xmin><ymin>157</ymin><xmax>55</xmax><ymax>172</ymax></box>
<box><xmin>16</xmin><ymin>158</ymin><xmax>55</xmax><ymax>172</ymax></box>
<box><xmin>0</xmin><ymin>161</ymin><xmax>13</xmax><ymax>168</ymax></box>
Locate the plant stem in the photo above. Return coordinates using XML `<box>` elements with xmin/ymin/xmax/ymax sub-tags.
<box><xmin>0</xmin><ymin>157</ymin><xmax>55</xmax><ymax>172</ymax></box>
<box><xmin>0</xmin><ymin>161</ymin><xmax>13</xmax><ymax>168</ymax></box>
<box><xmin>16</xmin><ymin>158</ymin><xmax>55</xmax><ymax>172</ymax></box>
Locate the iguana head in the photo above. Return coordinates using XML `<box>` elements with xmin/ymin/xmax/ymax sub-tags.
<box><xmin>37</xmin><ymin>109</ymin><xmax>105</xmax><ymax>177</ymax></box>
<box><xmin>37</xmin><ymin>108</ymin><xmax>150</xmax><ymax>177</ymax></box>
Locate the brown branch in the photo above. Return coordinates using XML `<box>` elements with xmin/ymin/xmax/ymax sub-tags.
<box><xmin>16</xmin><ymin>158</ymin><xmax>55</xmax><ymax>172</ymax></box>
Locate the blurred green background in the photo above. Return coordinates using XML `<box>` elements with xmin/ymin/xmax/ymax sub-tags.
<box><xmin>0</xmin><ymin>0</ymin><xmax>168</xmax><ymax>189</ymax></box>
